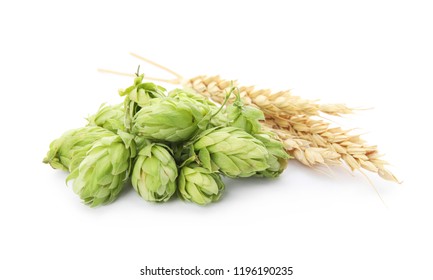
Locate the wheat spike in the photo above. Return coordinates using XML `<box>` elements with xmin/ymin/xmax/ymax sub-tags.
<box><xmin>186</xmin><ymin>76</ymin><xmax>398</xmax><ymax>182</ymax></box>
<box><xmin>185</xmin><ymin>75</ymin><xmax>354</xmax><ymax>118</ymax></box>
<box><xmin>261</xmin><ymin>117</ymin><xmax>397</xmax><ymax>182</ymax></box>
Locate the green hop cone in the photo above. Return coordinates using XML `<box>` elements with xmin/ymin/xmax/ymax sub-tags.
<box><xmin>43</xmin><ymin>126</ymin><xmax>115</xmax><ymax>171</ymax></box>
<box><xmin>178</xmin><ymin>164</ymin><xmax>225</xmax><ymax>205</ymax></box>
<box><xmin>87</xmin><ymin>103</ymin><xmax>125</xmax><ymax>132</ymax></box>
<box><xmin>132</xmin><ymin>97</ymin><xmax>211</xmax><ymax>142</ymax></box>
<box><xmin>119</xmin><ymin>76</ymin><xmax>166</xmax><ymax>131</ymax></box>
<box><xmin>131</xmin><ymin>144</ymin><xmax>178</xmax><ymax>202</ymax></box>
<box><xmin>226</xmin><ymin>92</ymin><xmax>264</xmax><ymax>134</ymax></box>
<box><xmin>254</xmin><ymin>132</ymin><xmax>290</xmax><ymax>177</ymax></box>
<box><xmin>193</xmin><ymin>127</ymin><xmax>269</xmax><ymax>177</ymax></box>
<box><xmin>67</xmin><ymin>135</ymin><xmax>132</xmax><ymax>207</ymax></box>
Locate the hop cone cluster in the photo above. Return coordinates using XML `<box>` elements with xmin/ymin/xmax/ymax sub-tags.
<box><xmin>43</xmin><ymin>75</ymin><xmax>289</xmax><ymax>207</ymax></box>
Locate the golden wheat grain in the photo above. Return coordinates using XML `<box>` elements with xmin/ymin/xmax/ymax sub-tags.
<box><xmin>261</xmin><ymin>119</ymin><xmax>341</xmax><ymax>166</ymax></box>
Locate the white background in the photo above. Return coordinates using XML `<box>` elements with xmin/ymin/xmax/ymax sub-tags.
<box><xmin>1</xmin><ymin>1</ymin><xmax>432</xmax><ymax>279</ymax></box>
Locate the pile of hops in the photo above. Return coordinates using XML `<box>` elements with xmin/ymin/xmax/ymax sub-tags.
<box><xmin>43</xmin><ymin>75</ymin><xmax>289</xmax><ymax>207</ymax></box>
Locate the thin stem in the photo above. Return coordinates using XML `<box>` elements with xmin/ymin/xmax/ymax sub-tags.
<box><xmin>135</xmin><ymin>65</ymin><xmax>141</xmax><ymax>76</ymax></box>
<box><xmin>129</xmin><ymin>52</ymin><xmax>183</xmax><ymax>80</ymax></box>
<box><xmin>210</xmin><ymin>86</ymin><xmax>236</xmax><ymax>119</ymax></box>
<box><xmin>98</xmin><ymin>68</ymin><xmax>135</xmax><ymax>77</ymax></box>
<box><xmin>140</xmin><ymin>76</ymin><xmax>181</xmax><ymax>85</ymax></box>
<box><xmin>97</xmin><ymin>68</ymin><xmax>181</xmax><ymax>85</ymax></box>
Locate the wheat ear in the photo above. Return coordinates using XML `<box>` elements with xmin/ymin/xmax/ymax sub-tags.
<box><xmin>186</xmin><ymin>76</ymin><xmax>398</xmax><ymax>182</ymax></box>
<box><xmin>262</xmin><ymin>117</ymin><xmax>398</xmax><ymax>182</ymax></box>
<box><xmin>185</xmin><ymin>75</ymin><xmax>354</xmax><ymax>117</ymax></box>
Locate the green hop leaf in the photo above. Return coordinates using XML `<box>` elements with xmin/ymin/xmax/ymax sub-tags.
<box><xmin>119</xmin><ymin>75</ymin><xmax>166</xmax><ymax>106</ymax></box>
<box><xmin>193</xmin><ymin>127</ymin><xmax>269</xmax><ymax>177</ymax></box>
<box><xmin>178</xmin><ymin>164</ymin><xmax>225</xmax><ymax>205</ymax></box>
<box><xmin>131</xmin><ymin>144</ymin><xmax>178</xmax><ymax>202</ymax></box>
<box><xmin>43</xmin><ymin>126</ymin><xmax>115</xmax><ymax>172</ymax></box>
<box><xmin>67</xmin><ymin>135</ymin><xmax>131</xmax><ymax>207</ymax></box>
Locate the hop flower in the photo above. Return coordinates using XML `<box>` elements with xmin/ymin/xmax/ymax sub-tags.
<box><xmin>43</xmin><ymin>126</ymin><xmax>115</xmax><ymax>171</ymax></box>
<box><xmin>193</xmin><ymin>127</ymin><xmax>269</xmax><ymax>177</ymax></box>
<box><xmin>132</xmin><ymin>98</ymin><xmax>211</xmax><ymax>142</ymax></box>
<box><xmin>253</xmin><ymin>132</ymin><xmax>290</xmax><ymax>177</ymax></box>
<box><xmin>67</xmin><ymin>135</ymin><xmax>132</xmax><ymax>207</ymax></box>
<box><xmin>87</xmin><ymin>103</ymin><xmax>125</xmax><ymax>132</ymax></box>
<box><xmin>178</xmin><ymin>164</ymin><xmax>225</xmax><ymax>205</ymax></box>
<box><xmin>131</xmin><ymin>144</ymin><xmax>178</xmax><ymax>202</ymax></box>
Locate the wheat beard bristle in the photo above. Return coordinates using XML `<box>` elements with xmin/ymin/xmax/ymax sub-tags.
<box><xmin>185</xmin><ymin>75</ymin><xmax>399</xmax><ymax>183</ymax></box>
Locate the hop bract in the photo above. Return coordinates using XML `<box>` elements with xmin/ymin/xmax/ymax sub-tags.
<box><xmin>67</xmin><ymin>135</ymin><xmax>131</xmax><ymax>207</ymax></box>
<box><xmin>193</xmin><ymin>127</ymin><xmax>269</xmax><ymax>177</ymax></box>
<box><xmin>178</xmin><ymin>164</ymin><xmax>225</xmax><ymax>205</ymax></box>
<box><xmin>132</xmin><ymin>98</ymin><xmax>210</xmax><ymax>142</ymax></box>
<box><xmin>131</xmin><ymin>144</ymin><xmax>178</xmax><ymax>202</ymax></box>
<box><xmin>254</xmin><ymin>132</ymin><xmax>290</xmax><ymax>177</ymax></box>
<box><xmin>43</xmin><ymin>126</ymin><xmax>115</xmax><ymax>171</ymax></box>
